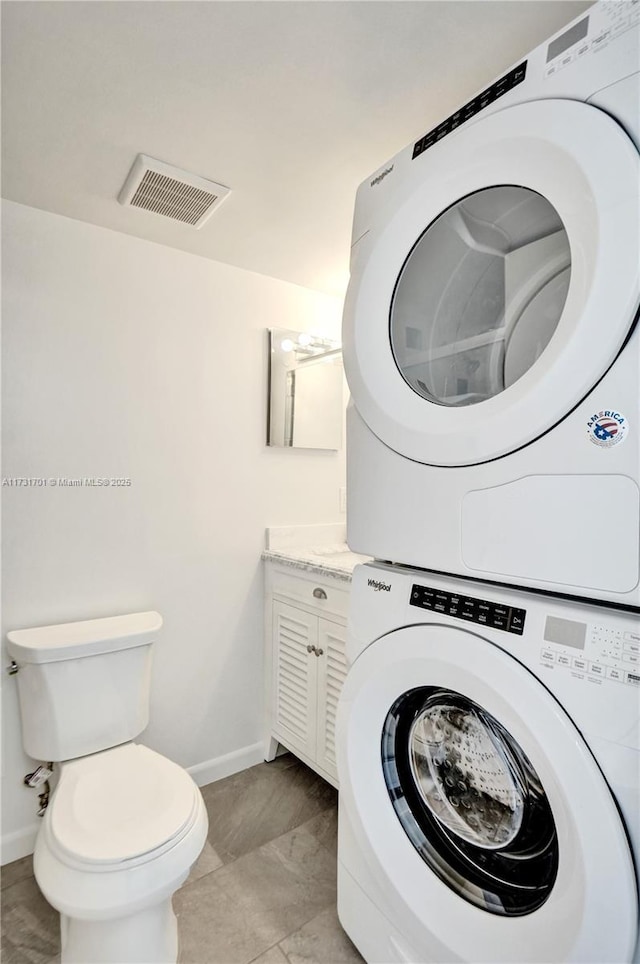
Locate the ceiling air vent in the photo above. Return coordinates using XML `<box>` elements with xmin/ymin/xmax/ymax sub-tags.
<box><xmin>118</xmin><ymin>155</ymin><xmax>230</xmax><ymax>228</ymax></box>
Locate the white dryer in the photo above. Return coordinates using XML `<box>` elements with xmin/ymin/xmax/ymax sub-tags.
<box><xmin>337</xmin><ymin>561</ymin><xmax>640</xmax><ymax>963</ymax></box>
<box><xmin>343</xmin><ymin>2</ymin><xmax>640</xmax><ymax>607</ymax></box>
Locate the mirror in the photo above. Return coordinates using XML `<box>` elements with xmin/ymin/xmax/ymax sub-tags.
<box><xmin>267</xmin><ymin>328</ymin><xmax>343</xmax><ymax>450</ymax></box>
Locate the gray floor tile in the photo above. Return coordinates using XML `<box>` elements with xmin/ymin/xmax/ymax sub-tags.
<box><xmin>186</xmin><ymin>839</ymin><xmax>224</xmax><ymax>884</ymax></box>
<box><xmin>0</xmin><ymin>876</ymin><xmax>60</xmax><ymax>964</ymax></box>
<box><xmin>175</xmin><ymin>823</ymin><xmax>337</xmax><ymax>964</ymax></box>
<box><xmin>279</xmin><ymin>906</ymin><xmax>364</xmax><ymax>964</ymax></box>
<box><xmin>250</xmin><ymin>945</ymin><xmax>289</xmax><ymax>964</ymax></box>
<box><xmin>201</xmin><ymin>756</ymin><xmax>337</xmax><ymax>864</ymax></box>
<box><xmin>214</xmin><ymin>822</ymin><xmax>337</xmax><ymax>926</ymax></box>
<box><xmin>1</xmin><ymin>855</ymin><xmax>34</xmax><ymax>891</ymax></box>
<box><xmin>176</xmin><ymin>872</ymin><xmax>279</xmax><ymax>964</ymax></box>
<box><xmin>299</xmin><ymin>808</ymin><xmax>338</xmax><ymax>858</ymax></box>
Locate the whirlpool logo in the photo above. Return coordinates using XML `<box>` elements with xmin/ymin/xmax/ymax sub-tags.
<box><xmin>367</xmin><ymin>578</ymin><xmax>391</xmax><ymax>593</ymax></box>
<box><xmin>370</xmin><ymin>165</ymin><xmax>394</xmax><ymax>187</ymax></box>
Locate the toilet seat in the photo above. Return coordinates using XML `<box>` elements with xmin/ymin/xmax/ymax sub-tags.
<box><xmin>49</xmin><ymin>744</ymin><xmax>201</xmax><ymax>870</ymax></box>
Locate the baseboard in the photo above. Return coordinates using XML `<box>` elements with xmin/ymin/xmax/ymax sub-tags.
<box><xmin>1</xmin><ymin>742</ymin><xmax>265</xmax><ymax>866</ymax></box>
<box><xmin>186</xmin><ymin>741</ymin><xmax>265</xmax><ymax>788</ymax></box>
<box><xmin>1</xmin><ymin>823</ymin><xmax>40</xmax><ymax>866</ymax></box>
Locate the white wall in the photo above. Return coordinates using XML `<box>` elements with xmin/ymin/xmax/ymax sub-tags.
<box><xmin>1</xmin><ymin>200</ymin><xmax>345</xmax><ymax>862</ymax></box>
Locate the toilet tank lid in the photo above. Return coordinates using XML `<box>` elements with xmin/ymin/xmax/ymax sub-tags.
<box><xmin>7</xmin><ymin>611</ymin><xmax>162</xmax><ymax>664</ymax></box>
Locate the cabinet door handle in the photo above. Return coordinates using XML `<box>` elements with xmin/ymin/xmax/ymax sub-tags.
<box><xmin>306</xmin><ymin>644</ymin><xmax>316</xmax><ymax>654</ymax></box>
<box><xmin>313</xmin><ymin>587</ymin><xmax>327</xmax><ymax>599</ymax></box>
<box><xmin>315</xmin><ymin>647</ymin><xmax>324</xmax><ymax>657</ymax></box>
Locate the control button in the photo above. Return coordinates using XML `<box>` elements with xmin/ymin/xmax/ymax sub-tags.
<box><xmin>589</xmin><ymin>662</ymin><xmax>604</xmax><ymax>676</ymax></box>
<box><xmin>607</xmin><ymin>667</ymin><xmax>624</xmax><ymax>682</ymax></box>
<box><xmin>491</xmin><ymin>615</ymin><xmax>507</xmax><ymax>630</ymax></box>
<box><xmin>493</xmin><ymin>606</ymin><xmax>509</xmax><ymax>618</ymax></box>
<box><xmin>557</xmin><ymin>654</ymin><xmax>571</xmax><ymax>667</ymax></box>
<box><xmin>572</xmin><ymin>658</ymin><xmax>587</xmax><ymax>671</ymax></box>
<box><xmin>434</xmin><ymin>593</ymin><xmax>449</xmax><ymax>612</ymax></box>
<box><xmin>463</xmin><ymin>99</ymin><xmax>480</xmax><ymax>120</ymax></box>
<box><xmin>624</xmin><ymin>631</ymin><xmax>640</xmax><ymax>642</ymax></box>
<box><xmin>625</xmin><ymin>671</ymin><xmax>640</xmax><ymax>686</ymax></box>
<box><xmin>624</xmin><ymin>641</ymin><xmax>639</xmax><ymax>655</ymax></box>
<box><xmin>540</xmin><ymin>650</ymin><xmax>556</xmax><ymax>664</ymax></box>
<box><xmin>509</xmin><ymin>609</ymin><xmax>526</xmax><ymax>634</ymax></box>
<box><xmin>622</xmin><ymin>652</ymin><xmax>639</xmax><ymax>665</ymax></box>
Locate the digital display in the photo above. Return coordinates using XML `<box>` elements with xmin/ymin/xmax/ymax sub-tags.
<box><xmin>544</xmin><ymin>616</ymin><xmax>586</xmax><ymax>650</ymax></box>
<box><xmin>546</xmin><ymin>17</ymin><xmax>589</xmax><ymax>62</ymax></box>
<box><xmin>410</xmin><ymin>584</ymin><xmax>525</xmax><ymax>635</ymax></box>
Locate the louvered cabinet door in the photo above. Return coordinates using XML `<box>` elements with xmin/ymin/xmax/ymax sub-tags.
<box><xmin>315</xmin><ymin>617</ymin><xmax>348</xmax><ymax>784</ymax></box>
<box><xmin>272</xmin><ymin>601</ymin><xmax>318</xmax><ymax>760</ymax></box>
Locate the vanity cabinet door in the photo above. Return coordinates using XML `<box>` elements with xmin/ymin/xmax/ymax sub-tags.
<box><xmin>272</xmin><ymin>601</ymin><xmax>318</xmax><ymax>761</ymax></box>
<box><xmin>315</xmin><ymin>617</ymin><xmax>348</xmax><ymax>784</ymax></box>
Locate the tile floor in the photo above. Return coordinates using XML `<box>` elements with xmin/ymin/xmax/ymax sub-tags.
<box><xmin>1</xmin><ymin>754</ymin><xmax>364</xmax><ymax>964</ymax></box>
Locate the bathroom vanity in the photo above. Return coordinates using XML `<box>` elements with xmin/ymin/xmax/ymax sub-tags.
<box><xmin>262</xmin><ymin>533</ymin><xmax>369</xmax><ymax>788</ymax></box>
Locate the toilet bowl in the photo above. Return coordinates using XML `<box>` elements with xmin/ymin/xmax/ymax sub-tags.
<box><xmin>7</xmin><ymin>611</ymin><xmax>208</xmax><ymax>964</ymax></box>
<box><xmin>34</xmin><ymin>744</ymin><xmax>208</xmax><ymax>964</ymax></box>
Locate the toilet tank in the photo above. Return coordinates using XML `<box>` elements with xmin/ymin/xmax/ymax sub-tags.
<box><xmin>7</xmin><ymin>611</ymin><xmax>162</xmax><ymax>761</ymax></box>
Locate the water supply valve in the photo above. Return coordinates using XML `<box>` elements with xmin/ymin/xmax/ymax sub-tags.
<box><xmin>24</xmin><ymin>765</ymin><xmax>53</xmax><ymax>789</ymax></box>
<box><xmin>24</xmin><ymin>764</ymin><xmax>54</xmax><ymax>817</ymax></box>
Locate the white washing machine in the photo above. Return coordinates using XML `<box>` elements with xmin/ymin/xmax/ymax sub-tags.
<box><xmin>337</xmin><ymin>561</ymin><xmax>640</xmax><ymax>963</ymax></box>
<box><xmin>343</xmin><ymin>2</ymin><xmax>640</xmax><ymax>607</ymax></box>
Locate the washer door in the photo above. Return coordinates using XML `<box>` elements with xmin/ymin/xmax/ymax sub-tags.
<box><xmin>343</xmin><ymin>99</ymin><xmax>640</xmax><ymax>466</ymax></box>
<box><xmin>337</xmin><ymin>625</ymin><xmax>638</xmax><ymax>962</ymax></box>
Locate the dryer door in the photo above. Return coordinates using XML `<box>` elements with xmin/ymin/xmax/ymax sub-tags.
<box><xmin>337</xmin><ymin>624</ymin><xmax>638</xmax><ymax>962</ymax></box>
<box><xmin>343</xmin><ymin>99</ymin><xmax>640</xmax><ymax>466</ymax></box>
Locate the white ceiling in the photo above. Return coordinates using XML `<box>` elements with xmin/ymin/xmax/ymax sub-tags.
<box><xmin>2</xmin><ymin>1</ymin><xmax>590</xmax><ymax>295</ymax></box>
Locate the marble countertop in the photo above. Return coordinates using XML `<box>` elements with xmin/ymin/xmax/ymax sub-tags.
<box><xmin>262</xmin><ymin>544</ymin><xmax>372</xmax><ymax>582</ymax></box>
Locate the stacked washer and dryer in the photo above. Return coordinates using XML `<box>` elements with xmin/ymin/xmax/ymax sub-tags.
<box><xmin>337</xmin><ymin>4</ymin><xmax>640</xmax><ymax>962</ymax></box>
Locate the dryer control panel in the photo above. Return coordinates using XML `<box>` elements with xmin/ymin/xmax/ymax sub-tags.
<box><xmin>540</xmin><ymin>615</ymin><xmax>640</xmax><ymax>687</ymax></box>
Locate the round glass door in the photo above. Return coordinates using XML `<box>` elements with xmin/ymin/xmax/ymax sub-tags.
<box><xmin>381</xmin><ymin>687</ymin><xmax>558</xmax><ymax>916</ymax></box>
<box><xmin>389</xmin><ymin>187</ymin><xmax>571</xmax><ymax>407</ymax></box>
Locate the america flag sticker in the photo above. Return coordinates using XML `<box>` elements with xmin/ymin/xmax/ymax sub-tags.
<box><xmin>587</xmin><ymin>410</ymin><xmax>628</xmax><ymax>448</ymax></box>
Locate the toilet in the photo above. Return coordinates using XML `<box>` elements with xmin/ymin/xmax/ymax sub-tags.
<box><xmin>7</xmin><ymin>611</ymin><xmax>208</xmax><ymax>964</ymax></box>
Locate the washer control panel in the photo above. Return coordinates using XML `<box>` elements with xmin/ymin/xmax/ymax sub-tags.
<box><xmin>539</xmin><ymin>615</ymin><xmax>639</xmax><ymax>687</ymax></box>
<box><xmin>410</xmin><ymin>584</ymin><xmax>526</xmax><ymax>635</ymax></box>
